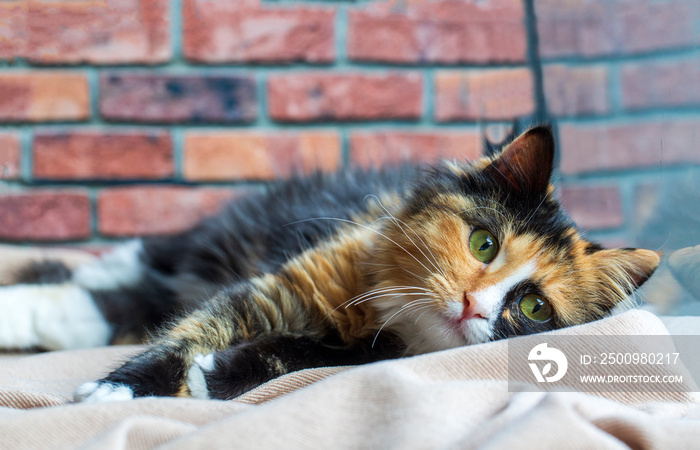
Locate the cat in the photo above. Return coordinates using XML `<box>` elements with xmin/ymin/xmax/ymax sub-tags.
<box><xmin>0</xmin><ymin>126</ymin><xmax>660</xmax><ymax>402</ymax></box>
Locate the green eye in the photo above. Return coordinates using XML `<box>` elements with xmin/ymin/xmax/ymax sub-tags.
<box><xmin>518</xmin><ymin>294</ymin><xmax>553</xmax><ymax>322</ymax></box>
<box><xmin>468</xmin><ymin>229</ymin><xmax>499</xmax><ymax>263</ymax></box>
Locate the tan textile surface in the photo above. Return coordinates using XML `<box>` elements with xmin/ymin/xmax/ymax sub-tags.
<box><xmin>1</xmin><ymin>247</ymin><xmax>698</xmax><ymax>448</ymax></box>
<box><xmin>1</xmin><ymin>310</ymin><xmax>699</xmax><ymax>449</ymax></box>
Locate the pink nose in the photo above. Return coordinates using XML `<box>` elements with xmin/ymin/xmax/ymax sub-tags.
<box><xmin>461</xmin><ymin>292</ymin><xmax>487</xmax><ymax>321</ymax></box>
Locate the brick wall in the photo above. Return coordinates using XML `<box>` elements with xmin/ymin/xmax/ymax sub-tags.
<box><xmin>0</xmin><ymin>0</ymin><xmax>697</xmax><ymax>251</ymax></box>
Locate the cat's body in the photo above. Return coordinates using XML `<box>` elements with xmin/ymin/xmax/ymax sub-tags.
<box><xmin>0</xmin><ymin>126</ymin><xmax>660</xmax><ymax>402</ymax></box>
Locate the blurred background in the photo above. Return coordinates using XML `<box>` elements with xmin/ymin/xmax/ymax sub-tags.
<box><xmin>0</xmin><ymin>0</ymin><xmax>697</xmax><ymax>314</ymax></box>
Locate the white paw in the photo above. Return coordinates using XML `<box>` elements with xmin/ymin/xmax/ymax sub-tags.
<box><xmin>194</xmin><ymin>353</ymin><xmax>215</xmax><ymax>371</ymax></box>
<box><xmin>74</xmin><ymin>381</ymin><xmax>134</xmax><ymax>403</ymax></box>
<box><xmin>0</xmin><ymin>284</ymin><xmax>111</xmax><ymax>351</ymax></box>
<box><xmin>187</xmin><ymin>353</ymin><xmax>215</xmax><ymax>399</ymax></box>
<box><xmin>72</xmin><ymin>240</ymin><xmax>144</xmax><ymax>290</ymax></box>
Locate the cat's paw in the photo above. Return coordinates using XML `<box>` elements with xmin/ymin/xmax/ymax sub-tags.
<box><xmin>186</xmin><ymin>353</ymin><xmax>215</xmax><ymax>399</ymax></box>
<box><xmin>73</xmin><ymin>381</ymin><xmax>134</xmax><ymax>403</ymax></box>
<box><xmin>0</xmin><ymin>284</ymin><xmax>111</xmax><ymax>350</ymax></box>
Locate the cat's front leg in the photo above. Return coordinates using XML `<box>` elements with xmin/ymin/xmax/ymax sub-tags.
<box><xmin>73</xmin><ymin>282</ymin><xmax>310</xmax><ymax>402</ymax></box>
<box><xmin>74</xmin><ymin>343</ymin><xmax>191</xmax><ymax>402</ymax></box>
<box><xmin>185</xmin><ymin>339</ymin><xmax>298</xmax><ymax>401</ymax></box>
<box><xmin>186</xmin><ymin>335</ymin><xmax>404</xmax><ymax>400</ymax></box>
<box><xmin>74</xmin><ymin>225</ymin><xmax>379</xmax><ymax>402</ymax></box>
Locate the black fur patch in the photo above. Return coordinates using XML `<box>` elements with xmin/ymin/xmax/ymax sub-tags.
<box><xmin>585</xmin><ymin>242</ymin><xmax>605</xmax><ymax>254</ymax></box>
<box><xmin>103</xmin><ymin>346</ymin><xmax>188</xmax><ymax>397</ymax></box>
<box><xmin>14</xmin><ymin>260</ymin><xmax>73</xmax><ymax>284</ymax></box>
<box><xmin>200</xmin><ymin>334</ymin><xmax>403</xmax><ymax>400</ymax></box>
<box><xmin>492</xmin><ymin>281</ymin><xmax>559</xmax><ymax>340</ymax></box>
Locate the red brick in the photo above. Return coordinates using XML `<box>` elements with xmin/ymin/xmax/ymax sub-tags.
<box><xmin>34</xmin><ymin>130</ymin><xmax>173</xmax><ymax>180</ymax></box>
<box><xmin>268</xmin><ymin>73</ymin><xmax>423</xmax><ymax>122</ymax></box>
<box><xmin>0</xmin><ymin>73</ymin><xmax>89</xmax><ymax>122</ymax></box>
<box><xmin>559</xmin><ymin>185</ymin><xmax>624</xmax><ymax>231</ymax></box>
<box><xmin>535</xmin><ymin>1</ymin><xmax>614</xmax><ymax>59</ymax></box>
<box><xmin>536</xmin><ymin>0</ymin><xmax>695</xmax><ymax>58</ymax></box>
<box><xmin>0</xmin><ymin>191</ymin><xmax>91</xmax><ymax>241</ymax></box>
<box><xmin>184</xmin><ymin>131</ymin><xmax>340</xmax><ymax>181</ymax></box>
<box><xmin>617</xmin><ymin>0</ymin><xmax>695</xmax><ymax>54</ymax></box>
<box><xmin>0</xmin><ymin>133</ymin><xmax>20</xmax><ymax>180</ymax></box>
<box><xmin>0</xmin><ymin>0</ymin><xmax>170</xmax><ymax>64</ymax></box>
<box><xmin>435</xmin><ymin>68</ymin><xmax>534</xmax><ymax>121</ymax></box>
<box><xmin>348</xmin><ymin>0</ymin><xmax>526</xmax><ymax>64</ymax></box>
<box><xmin>559</xmin><ymin>119</ymin><xmax>700</xmax><ymax>175</ymax></box>
<box><xmin>183</xmin><ymin>0</ymin><xmax>334</xmax><ymax>63</ymax></box>
<box><xmin>543</xmin><ymin>64</ymin><xmax>609</xmax><ymax>116</ymax></box>
<box><xmin>621</xmin><ymin>58</ymin><xmax>700</xmax><ymax>111</ymax></box>
<box><xmin>100</xmin><ymin>73</ymin><xmax>257</xmax><ymax>123</ymax></box>
<box><xmin>350</xmin><ymin>131</ymin><xmax>481</xmax><ymax>168</ymax></box>
<box><xmin>98</xmin><ymin>187</ymin><xmax>238</xmax><ymax>237</ymax></box>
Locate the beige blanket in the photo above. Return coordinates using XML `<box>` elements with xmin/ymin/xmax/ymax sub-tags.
<box><xmin>1</xmin><ymin>309</ymin><xmax>699</xmax><ymax>449</ymax></box>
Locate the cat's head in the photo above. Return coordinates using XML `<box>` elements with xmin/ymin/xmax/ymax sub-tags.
<box><xmin>372</xmin><ymin>125</ymin><xmax>661</xmax><ymax>354</ymax></box>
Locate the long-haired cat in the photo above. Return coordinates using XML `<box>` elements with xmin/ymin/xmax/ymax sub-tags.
<box><xmin>0</xmin><ymin>126</ymin><xmax>660</xmax><ymax>401</ymax></box>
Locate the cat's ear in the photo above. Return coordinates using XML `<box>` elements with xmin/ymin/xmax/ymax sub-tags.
<box><xmin>484</xmin><ymin>125</ymin><xmax>555</xmax><ymax>195</ymax></box>
<box><xmin>588</xmin><ymin>248</ymin><xmax>662</xmax><ymax>296</ymax></box>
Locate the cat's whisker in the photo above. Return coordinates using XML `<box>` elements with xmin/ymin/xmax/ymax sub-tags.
<box><xmin>522</xmin><ymin>194</ymin><xmax>548</xmax><ymax>229</ymax></box>
<box><xmin>412</xmin><ymin>307</ymin><xmax>435</xmax><ymax>324</ymax></box>
<box><xmin>287</xmin><ymin>216</ymin><xmax>440</xmax><ymax>279</ymax></box>
<box><xmin>361</xmin><ymin>268</ymin><xmax>394</xmax><ymax>277</ymax></box>
<box><xmin>492</xmin><ymin>328</ymin><xmax>509</xmax><ymax>341</ymax></box>
<box><xmin>407</xmin><ymin>302</ymin><xmax>433</xmax><ymax>313</ymax></box>
<box><xmin>372</xmin><ymin>300</ymin><xmax>432</xmax><ymax>348</ymax></box>
<box><xmin>368</xmin><ymin>195</ymin><xmax>449</xmax><ymax>280</ymax></box>
<box><xmin>624</xmin><ymin>287</ymin><xmax>648</xmax><ymax>310</ymax></box>
<box><xmin>409</xmin><ymin>310</ymin><xmax>441</xmax><ymax>352</ymax></box>
<box><xmin>406</xmin><ymin>304</ymin><xmax>434</xmax><ymax>321</ymax></box>
<box><xmin>451</xmin><ymin>206</ymin><xmax>509</xmax><ymax>223</ymax></box>
<box><xmin>352</xmin><ymin>294</ymin><xmax>439</xmax><ymax>313</ymax></box>
<box><xmin>400</xmin><ymin>298</ymin><xmax>434</xmax><ymax>309</ymax></box>
<box><xmin>402</xmin><ymin>299</ymin><xmax>433</xmax><ymax>310</ymax></box>
<box><xmin>333</xmin><ymin>287</ymin><xmax>435</xmax><ymax>319</ymax></box>
<box><xmin>359</xmin><ymin>263</ymin><xmax>432</xmax><ymax>285</ymax></box>
<box><xmin>321</xmin><ymin>286</ymin><xmax>432</xmax><ymax>321</ymax></box>
<box><xmin>361</xmin><ymin>267</ymin><xmax>427</xmax><ymax>283</ymax></box>
<box><xmin>397</xmin><ymin>266</ymin><xmax>432</xmax><ymax>284</ymax></box>
<box><xmin>360</xmin><ymin>262</ymin><xmax>396</xmax><ymax>267</ymax></box>
<box><xmin>379</xmin><ymin>212</ymin><xmax>449</xmax><ymax>280</ymax></box>
<box><xmin>351</xmin><ymin>292</ymin><xmax>437</xmax><ymax>308</ymax></box>
<box><xmin>344</xmin><ymin>285</ymin><xmax>433</xmax><ymax>306</ymax></box>
<box><xmin>425</xmin><ymin>323</ymin><xmax>441</xmax><ymax>334</ymax></box>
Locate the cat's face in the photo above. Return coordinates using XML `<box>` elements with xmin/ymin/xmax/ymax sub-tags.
<box><xmin>372</xmin><ymin>126</ymin><xmax>660</xmax><ymax>355</ymax></box>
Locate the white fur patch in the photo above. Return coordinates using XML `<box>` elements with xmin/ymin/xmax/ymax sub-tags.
<box><xmin>72</xmin><ymin>240</ymin><xmax>144</xmax><ymax>290</ymax></box>
<box><xmin>0</xmin><ymin>284</ymin><xmax>111</xmax><ymax>350</ymax></box>
<box><xmin>446</xmin><ymin>261</ymin><xmax>537</xmax><ymax>345</ymax></box>
<box><xmin>470</xmin><ymin>261</ymin><xmax>537</xmax><ymax>319</ymax></box>
<box><xmin>74</xmin><ymin>381</ymin><xmax>134</xmax><ymax>403</ymax></box>
<box><xmin>378</xmin><ymin>260</ymin><xmax>538</xmax><ymax>355</ymax></box>
<box><xmin>195</xmin><ymin>353</ymin><xmax>215</xmax><ymax>372</ymax></box>
<box><xmin>398</xmin><ymin>309</ymin><xmax>468</xmax><ymax>355</ymax></box>
<box><xmin>187</xmin><ymin>353</ymin><xmax>215</xmax><ymax>399</ymax></box>
<box><xmin>371</xmin><ymin>290</ymin><xmax>466</xmax><ymax>355</ymax></box>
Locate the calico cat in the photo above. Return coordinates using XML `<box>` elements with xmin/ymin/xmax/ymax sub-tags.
<box><xmin>0</xmin><ymin>126</ymin><xmax>660</xmax><ymax>402</ymax></box>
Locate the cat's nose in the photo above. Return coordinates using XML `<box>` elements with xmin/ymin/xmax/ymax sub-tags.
<box><xmin>462</xmin><ymin>292</ymin><xmax>488</xmax><ymax>320</ymax></box>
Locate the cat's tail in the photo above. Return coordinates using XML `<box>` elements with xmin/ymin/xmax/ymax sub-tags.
<box><xmin>0</xmin><ymin>241</ymin><xmax>184</xmax><ymax>351</ymax></box>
